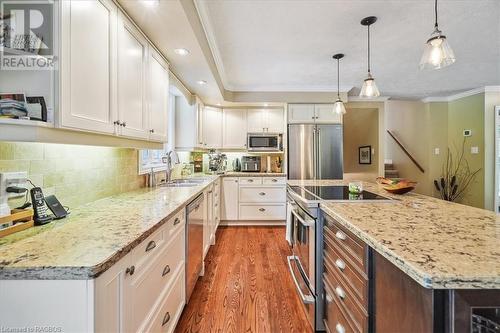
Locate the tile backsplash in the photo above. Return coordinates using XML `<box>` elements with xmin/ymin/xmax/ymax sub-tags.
<box><xmin>0</xmin><ymin>142</ymin><xmax>145</xmax><ymax>210</ymax></box>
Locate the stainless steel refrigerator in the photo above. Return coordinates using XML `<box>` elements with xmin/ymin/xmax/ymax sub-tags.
<box><xmin>287</xmin><ymin>124</ymin><xmax>343</xmax><ymax>179</ymax></box>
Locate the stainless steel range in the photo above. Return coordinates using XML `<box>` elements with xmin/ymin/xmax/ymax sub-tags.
<box><xmin>286</xmin><ymin>184</ymin><xmax>391</xmax><ymax>332</ymax></box>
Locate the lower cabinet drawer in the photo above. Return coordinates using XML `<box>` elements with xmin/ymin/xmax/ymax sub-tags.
<box><xmin>239</xmin><ymin>204</ymin><xmax>286</xmax><ymax>220</ymax></box>
<box><xmin>324</xmin><ymin>279</ymin><xmax>361</xmax><ymax>333</ymax></box>
<box><xmin>127</xmin><ymin>227</ymin><xmax>185</xmax><ymax>331</ymax></box>
<box><xmin>262</xmin><ymin>177</ymin><xmax>286</xmax><ymax>185</ymax></box>
<box><xmin>144</xmin><ymin>266</ymin><xmax>185</xmax><ymax>333</ymax></box>
<box><xmin>239</xmin><ymin>186</ymin><xmax>286</xmax><ymax>203</ymax></box>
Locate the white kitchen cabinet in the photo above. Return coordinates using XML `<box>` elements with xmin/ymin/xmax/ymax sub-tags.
<box><xmin>288</xmin><ymin>104</ymin><xmax>316</xmax><ymax>123</ymax></box>
<box><xmin>314</xmin><ymin>104</ymin><xmax>342</xmax><ymax>124</ymax></box>
<box><xmin>196</xmin><ymin>100</ymin><xmax>204</xmax><ymax>147</ymax></box>
<box><xmin>60</xmin><ymin>0</ymin><xmax>118</xmax><ymax>134</ymax></box>
<box><xmin>247</xmin><ymin>109</ymin><xmax>284</xmax><ymax>133</ymax></box>
<box><xmin>203</xmin><ymin>106</ymin><xmax>223</xmax><ymax>149</ymax></box>
<box><xmin>117</xmin><ymin>12</ymin><xmax>149</xmax><ymax>140</ymax></box>
<box><xmin>223</xmin><ymin>109</ymin><xmax>247</xmax><ymax>149</ymax></box>
<box><xmin>288</xmin><ymin>104</ymin><xmax>342</xmax><ymax>124</ymax></box>
<box><xmin>148</xmin><ymin>48</ymin><xmax>169</xmax><ymax>142</ymax></box>
<box><xmin>221</xmin><ymin>177</ymin><xmax>239</xmax><ymax>220</ymax></box>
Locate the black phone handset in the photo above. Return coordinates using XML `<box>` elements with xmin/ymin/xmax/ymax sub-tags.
<box><xmin>30</xmin><ymin>187</ymin><xmax>54</xmax><ymax>225</ymax></box>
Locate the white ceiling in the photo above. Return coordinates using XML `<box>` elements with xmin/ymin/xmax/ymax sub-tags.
<box><xmin>196</xmin><ymin>0</ymin><xmax>500</xmax><ymax>99</ymax></box>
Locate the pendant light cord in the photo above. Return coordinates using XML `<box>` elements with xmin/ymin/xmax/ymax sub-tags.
<box><xmin>337</xmin><ymin>58</ymin><xmax>340</xmax><ymax>98</ymax></box>
<box><xmin>367</xmin><ymin>24</ymin><xmax>371</xmax><ymax>74</ymax></box>
<box><xmin>434</xmin><ymin>0</ymin><xmax>439</xmax><ymax>29</ymax></box>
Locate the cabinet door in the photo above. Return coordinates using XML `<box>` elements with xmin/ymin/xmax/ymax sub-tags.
<box><xmin>204</xmin><ymin>189</ymin><xmax>212</xmax><ymax>258</ymax></box>
<box><xmin>196</xmin><ymin>101</ymin><xmax>204</xmax><ymax>147</ymax></box>
<box><xmin>288</xmin><ymin>104</ymin><xmax>315</xmax><ymax>123</ymax></box>
<box><xmin>117</xmin><ymin>13</ymin><xmax>149</xmax><ymax>140</ymax></box>
<box><xmin>223</xmin><ymin>109</ymin><xmax>247</xmax><ymax>149</ymax></box>
<box><xmin>315</xmin><ymin>104</ymin><xmax>342</xmax><ymax>124</ymax></box>
<box><xmin>60</xmin><ymin>0</ymin><xmax>117</xmax><ymax>134</ymax></box>
<box><xmin>221</xmin><ymin>178</ymin><xmax>239</xmax><ymax>220</ymax></box>
<box><xmin>148</xmin><ymin>49</ymin><xmax>169</xmax><ymax>142</ymax></box>
<box><xmin>247</xmin><ymin>109</ymin><xmax>264</xmax><ymax>133</ymax></box>
<box><xmin>266</xmin><ymin>109</ymin><xmax>284</xmax><ymax>133</ymax></box>
<box><xmin>203</xmin><ymin>107</ymin><xmax>223</xmax><ymax>148</ymax></box>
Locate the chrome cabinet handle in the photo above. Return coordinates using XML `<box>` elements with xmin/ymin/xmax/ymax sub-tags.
<box><xmin>145</xmin><ymin>240</ymin><xmax>156</xmax><ymax>252</ymax></box>
<box><xmin>173</xmin><ymin>217</ymin><xmax>181</xmax><ymax>225</ymax></box>
<box><xmin>125</xmin><ymin>265</ymin><xmax>135</xmax><ymax>275</ymax></box>
<box><xmin>162</xmin><ymin>265</ymin><xmax>171</xmax><ymax>277</ymax></box>
<box><xmin>259</xmin><ymin>208</ymin><xmax>266</xmax><ymax>212</ymax></box>
<box><xmin>114</xmin><ymin>120</ymin><xmax>120</xmax><ymax>125</ymax></box>
<box><xmin>335</xmin><ymin>258</ymin><xmax>346</xmax><ymax>271</ymax></box>
<box><xmin>335</xmin><ymin>230</ymin><xmax>346</xmax><ymax>241</ymax></box>
<box><xmin>336</xmin><ymin>323</ymin><xmax>345</xmax><ymax>333</ymax></box>
<box><xmin>162</xmin><ymin>312</ymin><xmax>171</xmax><ymax>326</ymax></box>
<box><xmin>272</xmin><ymin>179</ymin><xmax>278</xmax><ymax>182</ymax></box>
<box><xmin>259</xmin><ymin>192</ymin><xmax>266</xmax><ymax>196</ymax></box>
<box><xmin>335</xmin><ymin>286</ymin><xmax>346</xmax><ymax>300</ymax></box>
<box><xmin>121</xmin><ymin>122</ymin><xmax>126</xmax><ymax>127</ymax></box>
<box><xmin>248</xmin><ymin>179</ymin><xmax>254</xmax><ymax>182</ymax></box>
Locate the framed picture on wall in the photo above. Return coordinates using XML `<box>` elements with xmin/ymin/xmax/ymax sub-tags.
<box><xmin>359</xmin><ymin>145</ymin><xmax>372</xmax><ymax>164</ymax></box>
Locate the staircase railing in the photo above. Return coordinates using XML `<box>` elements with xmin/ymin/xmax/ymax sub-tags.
<box><xmin>387</xmin><ymin>130</ymin><xmax>425</xmax><ymax>173</ymax></box>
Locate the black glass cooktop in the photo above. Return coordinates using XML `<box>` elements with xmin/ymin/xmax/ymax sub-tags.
<box><xmin>291</xmin><ymin>185</ymin><xmax>389</xmax><ymax>201</ymax></box>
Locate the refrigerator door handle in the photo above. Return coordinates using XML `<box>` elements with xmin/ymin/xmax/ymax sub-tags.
<box><xmin>312</xmin><ymin>127</ymin><xmax>317</xmax><ymax>179</ymax></box>
<box><xmin>317</xmin><ymin>127</ymin><xmax>321</xmax><ymax>179</ymax></box>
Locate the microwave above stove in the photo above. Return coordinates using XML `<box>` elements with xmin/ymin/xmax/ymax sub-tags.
<box><xmin>247</xmin><ymin>133</ymin><xmax>282</xmax><ymax>151</ymax></box>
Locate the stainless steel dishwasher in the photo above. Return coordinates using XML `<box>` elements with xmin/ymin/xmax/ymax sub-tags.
<box><xmin>185</xmin><ymin>193</ymin><xmax>204</xmax><ymax>302</ymax></box>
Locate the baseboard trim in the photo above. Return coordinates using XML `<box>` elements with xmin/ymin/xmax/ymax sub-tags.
<box><xmin>220</xmin><ymin>220</ymin><xmax>286</xmax><ymax>226</ymax></box>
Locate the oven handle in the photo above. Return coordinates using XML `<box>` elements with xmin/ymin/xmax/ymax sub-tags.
<box><xmin>287</xmin><ymin>256</ymin><xmax>315</xmax><ymax>304</ymax></box>
<box><xmin>291</xmin><ymin>209</ymin><xmax>315</xmax><ymax>227</ymax></box>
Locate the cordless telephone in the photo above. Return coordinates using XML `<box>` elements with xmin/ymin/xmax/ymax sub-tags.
<box><xmin>30</xmin><ymin>187</ymin><xmax>53</xmax><ymax>225</ymax></box>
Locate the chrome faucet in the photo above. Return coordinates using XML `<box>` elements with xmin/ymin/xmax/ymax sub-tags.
<box><xmin>165</xmin><ymin>150</ymin><xmax>180</xmax><ymax>183</ymax></box>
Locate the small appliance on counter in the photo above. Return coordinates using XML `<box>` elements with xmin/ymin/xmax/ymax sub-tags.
<box><xmin>233</xmin><ymin>158</ymin><xmax>241</xmax><ymax>172</ymax></box>
<box><xmin>241</xmin><ymin>156</ymin><xmax>261</xmax><ymax>172</ymax></box>
<box><xmin>247</xmin><ymin>133</ymin><xmax>282</xmax><ymax>151</ymax></box>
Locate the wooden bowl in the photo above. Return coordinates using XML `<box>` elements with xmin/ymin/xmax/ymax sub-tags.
<box><xmin>382</xmin><ymin>186</ymin><xmax>416</xmax><ymax>195</ymax></box>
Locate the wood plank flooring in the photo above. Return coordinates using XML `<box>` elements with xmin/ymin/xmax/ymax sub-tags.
<box><xmin>175</xmin><ymin>226</ymin><xmax>312</xmax><ymax>333</ymax></box>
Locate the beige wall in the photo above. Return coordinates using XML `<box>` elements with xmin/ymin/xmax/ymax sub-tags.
<box><xmin>343</xmin><ymin>108</ymin><xmax>379</xmax><ymax>181</ymax></box>
<box><xmin>1</xmin><ymin>142</ymin><xmax>145</xmax><ymax>210</ymax></box>
<box><xmin>427</xmin><ymin>102</ymin><xmax>449</xmax><ymax>198</ymax></box>
<box><xmin>483</xmin><ymin>91</ymin><xmax>500</xmax><ymax>210</ymax></box>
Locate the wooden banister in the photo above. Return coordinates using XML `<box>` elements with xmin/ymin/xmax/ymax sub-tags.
<box><xmin>387</xmin><ymin>130</ymin><xmax>425</xmax><ymax>173</ymax></box>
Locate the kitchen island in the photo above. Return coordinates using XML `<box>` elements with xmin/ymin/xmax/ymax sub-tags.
<box><xmin>288</xmin><ymin>179</ymin><xmax>500</xmax><ymax>333</ymax></box>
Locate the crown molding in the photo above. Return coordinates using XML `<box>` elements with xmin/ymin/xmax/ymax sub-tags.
<box><xmin>347</xmin><ymin>96</ymin><xmax>391</xmax><ymax>102</ymax></box>
<box><xmin>421</xmin><ymin>86</ymin><xmax>500</xmax><ymax>103</ymax></box>
<box><xmin>225</xmin><ymin>84</ymin><xmax>354</xmax><ymax>93</ymax></box>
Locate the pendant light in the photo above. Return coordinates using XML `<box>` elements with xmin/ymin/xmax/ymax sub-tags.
<box><xmin>332</xmin><ymin>53</ymin><xmax>346</xmax><ymax>115</ymax></box>
<box><xmin>359</xmin><ymin>16</ymin><xmax>380</xmax><ymax>98</ymax></box>
<box><xmin>420</xmin><ymin>0</ymin><xmax>456</xmax><ymax>69</ymax></box>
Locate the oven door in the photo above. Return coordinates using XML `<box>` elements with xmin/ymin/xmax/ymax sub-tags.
<box><xmin>247</xmin><ymin>134</ymin><xmax>281</xmax><ymax>151</ymax></box>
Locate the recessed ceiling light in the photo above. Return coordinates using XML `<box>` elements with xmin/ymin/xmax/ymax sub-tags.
<box><xmin>141</xmin><ymin>0</ymin><xmax>159</xmax><ymax>7</ymax></box>
<box><xmin>174</xmin><ymin>48</ymin><xmax>190</xmax><ymax>56</ymax></box>
<box><xmin>197</xmin><ymin>80</ymin><xmax>207</xmax><ymax>85</ymax></box>
<box><xmin>264</xmin><ymin>103</ymin><xmax>269</xmax><ymax>107</ymax></box>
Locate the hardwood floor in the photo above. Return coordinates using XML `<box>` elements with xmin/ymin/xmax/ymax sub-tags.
<box><xmin>175</xmin><ymin>226</ymin><xmax>312</xmax><ymax>333</ymax></box>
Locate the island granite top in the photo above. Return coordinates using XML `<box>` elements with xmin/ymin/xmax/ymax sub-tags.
<box><xmin>288</xmin><ymin>179</ymin><xmax>500</xmax><ymax>289</ymax></box>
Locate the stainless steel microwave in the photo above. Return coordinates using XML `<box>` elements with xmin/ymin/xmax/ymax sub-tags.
<box><xmin>247</xmin><ymin>133</ymin><xmax>282</xmax><ymax>151</ymax></box>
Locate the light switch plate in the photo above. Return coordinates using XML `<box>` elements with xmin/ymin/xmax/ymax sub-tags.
<box><xmin>471</xmin><ymin>146</ymin><xmax>479</xmax><ymax>154</ymax></box>
<box><xmin>434</xmin><ymin>148</ymin><xmax>440</xmax><ymax>155</ymax></box>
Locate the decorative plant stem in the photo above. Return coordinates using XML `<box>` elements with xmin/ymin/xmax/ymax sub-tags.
<box><xmin>434</xmin><ymin>137</ymin><xmax>481</xmax><ymax>202</ymax></box>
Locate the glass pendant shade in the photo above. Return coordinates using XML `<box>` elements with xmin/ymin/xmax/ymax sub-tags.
<box><xmin>333</xmin><ymin>98</ymin><xmax>346</xmax><ymax>115</ymax></box>
<box><xmin>419</xmin><ymin>31</ymin><xmax>456</xmax><ymax>69</ymax></box>
<box><xmin>360</xmin><ymin>74</ymin><xmax>380</xmax><ymax>98</ymax></box>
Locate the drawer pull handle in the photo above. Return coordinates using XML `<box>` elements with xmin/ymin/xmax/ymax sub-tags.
<box><xmin>208</xmin><ymin>190</ymin><xmax>213</xmax><ymax>194</ymax></box>
<box><xmin>335</xmin><ymin>286</ymin><xmax>346</xmax><ymax>300</ymax></box>
<box><xmin>214</xmin><ymin>203</ymin><xmax>218</xmax><ymax>207</ymax></box>
<box><xmin>335</xmin><ymin>231</ymin><xmax>346</xmax><ymax>241</ymax></box>
<box><xmin>272</xmin><ymin>179</ymin><xmax>278</xmax><ymax>182</ymax></box>
<box><xmin>259</xmin><ymin>192</ymin><xmax>266</xmax><ymax>196</ymax></box>
<box><xmin>162</xmin><ymin>312</ymin><xmax>171</xmax><ymax>326</ymax></box>
<box><xmin>162</xmin><ymin>265</ymin><xmax>171</xmax><ymax>277</ymax></box>
<box><xmin>173</xmin><ymin>217</ymin><xmax>181</xmax><ymax>225</ymax></box>
<box><xmin>335</xmin><ymin>259</ymin><xmax>346</xmax><ymax>271</ymax></box>
<box><xmin>336</xmin><ymin>323</ymin><xmax>346</xmax><ymax>333</ymax></box>
<box><xmin>125</xmin><ymin>265</ymin><xmax>135</xmax><ymax>275</ymax></box>
<box><xmin>259</xmin><ymin>208</ymin><xmax>266</xmax><ymax>212</ymax></box>
<box><xmin>145</xmin><ymin>240</ymin><xmax>156</xmax><ymax>252</ymax></box>
<box><xmin>248</xmin><ymin>179</ymin><xmax>254</xmax><ymax>182</ymax></box>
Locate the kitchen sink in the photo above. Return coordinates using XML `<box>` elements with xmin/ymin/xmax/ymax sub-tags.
<box><xmin>161</xmin><ymin>183</ymin><xmax>199</xmax><ymax>187</ymax></box>
<box><xmin>159</xmin><ymin>177</ymin><xmax>210</xmax><ymax>187</ymax></box>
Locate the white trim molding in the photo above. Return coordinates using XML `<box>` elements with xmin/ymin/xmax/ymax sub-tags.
<box><xmin>347</xmin><ymin>96</ymin><xmax>391</xmax><ymax>102</ymax></box>
<box><xmin>421</xmin><ymin>86</ymin><xmax>500</xmax><ymax>103</ymax></box>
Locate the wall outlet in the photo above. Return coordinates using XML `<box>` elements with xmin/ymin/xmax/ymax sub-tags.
<box><xmin>0</xmin><ymin>171</ymin><xmax>28</xmax><ymax>199</ymax></box>
<box><xmin>463</xmin><ymin>129</ymin><xmax>472</xmax><ymax>137</ymax></box>
<box><xmin>471</xmin><ymin>146</ymin><xmax>479</xmax><ymax>154</ymax></box>
<box><xmin>434</xmin><ymin>148</ymin><xmax>440</xmax><ymax>155</ymax></box>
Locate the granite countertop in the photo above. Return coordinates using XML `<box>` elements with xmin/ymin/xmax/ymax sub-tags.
<box><xmin>0</xmin><ymin>176</ymin><xmax>219</xmax><ymax>280</ymax></box>
<box><xmin>288</xmin><ymin>179</ymin><xmax>500</xmax><ymax>289</ymax></box>
<box><xmin>222</xmin><ymin>172</ymin><xmax>286</xmax><ymax>177</ymax></box>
